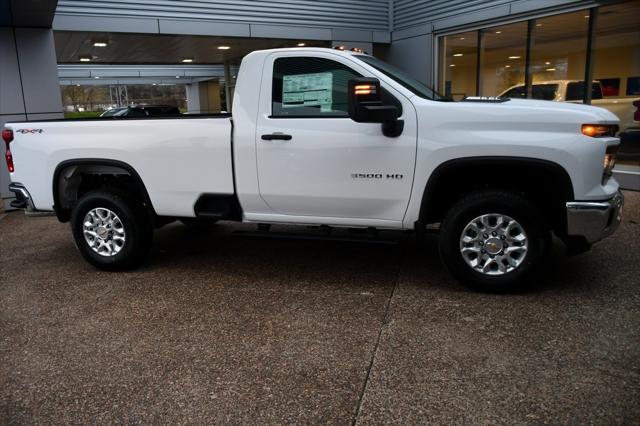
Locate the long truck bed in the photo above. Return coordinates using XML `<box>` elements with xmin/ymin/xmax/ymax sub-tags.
<box><xmin>6</xmin><ymin>115</ymin><xmax>234</xmax><ymax>217</ymax></box>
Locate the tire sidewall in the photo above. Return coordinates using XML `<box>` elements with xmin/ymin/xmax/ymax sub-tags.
<box><xmin>439</xmin><ymin>192</ymin><xmax>545</xmax><ymax>292</ymax></box>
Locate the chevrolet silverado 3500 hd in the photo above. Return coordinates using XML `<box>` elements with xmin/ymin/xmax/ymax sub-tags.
<box><xmin>3</xmin><ymin>48</ymin><xmax>624</xmax><ymax>292</ymax></box>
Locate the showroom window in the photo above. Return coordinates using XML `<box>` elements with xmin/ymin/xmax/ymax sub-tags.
<box><xmin>592</xmin><ymin>1</ymin><xmax>640</xmax><ymax>97</ymax></box>
<box><xmin>479</xmin><ymin>22</ymin><xmax>528</xmax><ymax>97</ymax></box>
<box><xmin>271</xmin><ymin>57</ymin><xmax>360</xmax><ymax>117</ymax></box>
<box><xmin>438</xmin><ymin>31</ymin><xmax>478</xmax><ymax>100</ymax></box>
<box><xmin>529</xmin><ymin>11</ymin><xmax>589</xmax><ymax>96</ymax></box>
<box><xmin>436</xmin><ymin>0</ymin><xmax>640</xmax><ymax>104</ymax></box>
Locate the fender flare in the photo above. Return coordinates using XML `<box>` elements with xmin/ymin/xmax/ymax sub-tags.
<box><xmin>52</xmin><ymin>158</ymin><xmax>156</xmax><ymax>222</ymax></box>
<box><xmin>418</xmin><ymin>156</ymin><xmax>575</xmax><ymax>223</ymax></box>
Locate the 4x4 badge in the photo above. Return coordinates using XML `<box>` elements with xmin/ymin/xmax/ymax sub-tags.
<box><xmin>16</xmin><ymin>129</ymin><xmax>43</xmax><ymax>134</ymax></box>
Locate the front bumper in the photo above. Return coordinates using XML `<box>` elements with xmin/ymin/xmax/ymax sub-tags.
<box><xmin>8</xmin><ymin>182</ymin><xmax>36</xmax><ymax>212</ymax></box>
<box><xmin>566</xmin><ymin>191</ymin><xmax>624</xmax><ymax>244</ymax></box>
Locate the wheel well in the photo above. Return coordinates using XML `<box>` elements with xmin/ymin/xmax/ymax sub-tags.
<box><xmin>53</xmin><ymin>160</ymin><xmax>155</xmax><ymax>222</ymax></box>
<box><xmin>419</xmin><ymin>157</ymin><xmax>574</xmax><ymax>235</ymax></box>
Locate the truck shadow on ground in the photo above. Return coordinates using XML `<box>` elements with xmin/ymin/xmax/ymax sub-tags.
<box><xmin>144</xmin><ymin>221</ymin><xmax>609</xmax><ymax>296</ymax></box>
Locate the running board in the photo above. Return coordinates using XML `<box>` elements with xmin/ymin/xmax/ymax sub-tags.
<box><xmin>233</xmin><ymin>226</ymin><xmax>402</xmax><ymax>245</ymax></box>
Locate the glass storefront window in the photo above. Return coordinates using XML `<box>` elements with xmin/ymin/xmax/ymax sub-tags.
<box><xmin>435</xmin><ymin>0</ymin><xmax>640</xmax><ymax>104</ymax></box>
<box><xmin>438</xmin><ymin>31</ymin><xmax>478</xmax><ymax>100</ymax></box>
<box><xmin>593</xmin><ymin>1</ymin><xmax>640</xmax><ymax>98</ymax></box>
<box><xmin>529</xmin><ymin>11</ymin><xmax>589</xmax><ymax>97</ymax></box>
<box><xmin>479</xmin><ymin>22</ymin><xmax>527</xmax><ymax>96</ymax></box>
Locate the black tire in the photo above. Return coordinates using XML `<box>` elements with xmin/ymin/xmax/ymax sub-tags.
<box><xmin>438</xmin><ymin>189</ymin><xmax>547</xmax><ymax>293</ymax></box>
<box><xmin>70</xmin><ymin>190</ymin><xmax>153</xmax><ymax>270</ymax></box>
<box><xmin>179</xmin><ymin>217</ymin><xmax>218</xmax><ymax>229</ymax></box>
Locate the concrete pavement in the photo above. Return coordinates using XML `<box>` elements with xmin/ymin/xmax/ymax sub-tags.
<box><xmin>1</xmin><ymin>192</ymin><xmax>638</xmax><ymax>423</ymax></box>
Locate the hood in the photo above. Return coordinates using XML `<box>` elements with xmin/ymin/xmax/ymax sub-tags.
<box><xmin>410</xmin><ymin>96</ymin><xmax>620</xmax><ymax>138</ymax></box>
<box><xmin>460</xmin><ymin>97</ymin><xmax>619</xmax><ymax>123</ymax></box>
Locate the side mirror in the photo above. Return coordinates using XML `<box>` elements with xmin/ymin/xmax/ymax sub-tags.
<box><xmin>348</xmin><ymin>78</ymin><xmax>403</xmax><ymax>137</ymax></box>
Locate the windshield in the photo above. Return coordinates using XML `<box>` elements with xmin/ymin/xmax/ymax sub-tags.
<box><xmin>101</xmin><ymin>108</ymin><xmax>125</xmax><ymax>117</ymax></box>
<box><xmin>356</xmin><ymin>55</ymin><xmax>450</xmax><ymax>101</ymax></box>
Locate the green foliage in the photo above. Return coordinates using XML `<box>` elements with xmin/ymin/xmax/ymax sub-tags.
<box><xmin>64</xmin><ymin>111</ymin><xmax>103</xmax><ymax>119</ymax></box>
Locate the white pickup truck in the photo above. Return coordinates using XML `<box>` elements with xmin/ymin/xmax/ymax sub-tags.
<box><xmin>3</xmin><ymin>48</ymin><xmax>624</xmax><ymax>292</ymax></box>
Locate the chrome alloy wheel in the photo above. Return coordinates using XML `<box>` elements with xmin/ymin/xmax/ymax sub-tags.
<box><xmin>83</xmin><ymin>207</ymin><xmax>126</xmax><ymax>257</ymax></box>
<box><xmin>459</xmin><ymin>213</ymin><xmax>528</xmax><ymax>276</ymax></box>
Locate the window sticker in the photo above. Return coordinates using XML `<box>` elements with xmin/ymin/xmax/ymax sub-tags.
<box><xmin>282</xmin><ymin>72</ymin><xmax>333</xmax><ymax>111</ymax></box>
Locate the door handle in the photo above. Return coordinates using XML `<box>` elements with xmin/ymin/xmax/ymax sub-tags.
<box><xmin>261</xmin><ymin>133</ymin><xmax>292</xmax><ymax>141</ymax></box>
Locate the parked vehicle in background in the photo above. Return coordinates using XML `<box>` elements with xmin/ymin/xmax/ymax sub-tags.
<box><xmin>3</xmin><ymin>48</ymin><xmax>625</xmax><ymax>292</ymax></box>
<box><xmin>100</xmin><ymin>105</ymin><xmax>181</xmax><ymax>117</ymax></box>
<box><xmin>99</xmin><ymin>107</ymin><xmax>128</xmax><ymax>117</ymax></box>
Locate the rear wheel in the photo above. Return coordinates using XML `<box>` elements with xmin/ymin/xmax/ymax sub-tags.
<box><xmin>438</xmin><ymin>190</ymin><xmax>547</xmax><ymax>292</ymax></box>
<box><xmin>70</xmin><ymin>190</ymin><xmax>153</xmax><ymax>270</ymax></box>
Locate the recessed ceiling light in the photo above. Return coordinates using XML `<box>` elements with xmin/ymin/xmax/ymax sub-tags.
<box><xmin>459</xmin><ymin>37</ymin><xmax>465</xmax><ymax>40</ymax></box>
<box><xmin>453</xmin><ymin>53</ymin><xmax>463</xmax><ymax>57</ymax></box>
<box><xmin>449</xmin><ymin>64</ymin><xmax>456</xmax><ymax>67</ymax></box>
<box><xmin>546</xmin><ymin>68</ymin><xmax>556</xmax><ymax>71</ymax></box>
<box><xmin>536</xmin><ymin>23</ymin><xmax>542</xmax><ymax>27</ymax></box>
<box><xmin>182</xmin><ymin>58</ymin><xmax>194</xmax><ymax>63</ymax></box>
<box><xmin>217</xmin><ymin>46</ymin><xmax>231</xmax><ymax>50</ymax></box>
<box><xmin>152</xmin><ymin>83</ymin><xmax>157</xmax><ymax>86</ymax></box>
<box><xmin>495</xmin><ymin>31</ymin><xmax>502</xmax><ymax>34</ymax></box>
<box><xmin>508</xmin><ymin>55</ymin><xmax>521</xmax><ymax>59</ymax></box>
<box><xmin>505</xmin><ymin>65</ymin><xmax>511</xmax><ymax>68</ymax></box>
<box><xmin>92</xmin><ymin>41</ymin><xmax>108</xmax><ymax>47</ymax></box>
<box><xmin>79</xmin><ymin>56</ymin><xmax>91</xmax><ymax>62</ymax></box>
<box><xmin>296</xmin><ymin>43</ymin><xmax>306</xmax><ymax>47</ymax></box>
<box><xmin>545</xmin><ymin>61</ymin><xmax>551</xmax><ymax>65</ymax></box>
<box><xmin>94</xmin><ymin>76</ymin><xmax>100</xmax><ymax>79</ymax></box>
<box><xmin>175</xmin><ymin>75</ymin><xmax>180</xmax><ymax>78</ymax></box>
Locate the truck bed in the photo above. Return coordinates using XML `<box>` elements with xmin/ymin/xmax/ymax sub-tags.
<box><xmin>6</xmin><ymin>115</ymin><xmax>234</xmax><ymax>217</ymax></box>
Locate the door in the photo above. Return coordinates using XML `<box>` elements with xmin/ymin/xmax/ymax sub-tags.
<box><xmin>255</xmin><ymin>53</ymin><xmax>417</xmax><ymax>223</ymax></box>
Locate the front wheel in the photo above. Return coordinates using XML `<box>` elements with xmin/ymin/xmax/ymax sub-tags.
<box><xmin>70</xmin><ymin>190</ymin><xmax>153</xmax><ymax>270</ymax></box>
<box><xmin>438</xmin><ymin>190</ymin><xmax>547</xmax><ymax>292</ymax></box>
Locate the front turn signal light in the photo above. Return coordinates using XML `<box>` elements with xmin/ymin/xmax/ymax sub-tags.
<box><xmin>581</xmin><ymin>124</ymin><xmax>618</xmax><ymax>138</ymax></box>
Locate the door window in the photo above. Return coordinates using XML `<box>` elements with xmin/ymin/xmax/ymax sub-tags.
<box><xmin>271</xmin><ymin>57</ymin><xmax>361</xmax><ymax>117</ymax></box>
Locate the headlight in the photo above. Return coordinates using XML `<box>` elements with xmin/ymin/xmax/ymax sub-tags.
<box><xmin>582</xmin><ymin>124</ymin><xmax>618</xmax><ymax>138</ymax></box>
<box><xmin>603</xmin><ymin>145</ymin><xmax>618</xmax><ymax>184</ymax></box>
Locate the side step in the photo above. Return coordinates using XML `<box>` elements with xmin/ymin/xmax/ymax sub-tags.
<box><xmin>233</xmin><ymin>225</ymin><xmax>404</xmax><ymax>245</ymax></box>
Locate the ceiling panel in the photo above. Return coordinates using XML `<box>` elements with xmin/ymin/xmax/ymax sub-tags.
<box><xmin>54</xmin><ymin>30</ymin><xmax>329</xmax><ymax>64</ymax></box>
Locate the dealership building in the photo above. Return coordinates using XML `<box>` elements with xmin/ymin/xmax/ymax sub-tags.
<box><xmin>1</xmin><ymin>0</ymin><xmax>639</xmax><ymax>207</ymax></box>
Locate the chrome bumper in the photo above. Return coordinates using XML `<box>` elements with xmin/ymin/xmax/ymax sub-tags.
<box><xmin>566</xmin><ymin>191</ymin><xmax>624</xmax><ymax>244</ymax></box>
<box><xmin>8</xmin><ymin>182</ymin><xmax>36</xmax><ymax>212</ymax></box>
